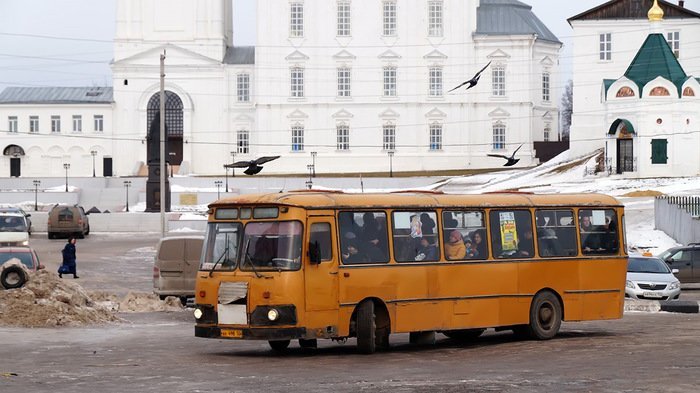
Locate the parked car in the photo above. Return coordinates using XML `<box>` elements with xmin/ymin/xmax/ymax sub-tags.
<box><xmin>658</xmin><ymin>243</ymin><xmax>700</xmax><ymax>283</ymax></box>
<box><xmin>153</xmin><ymin>236</ymin><xmax>204</xmax><ymax>304</ymax></box>
<box><xmin>0</xmin><ymin>212</ymin><xmax>30</xmax><ymax>246</ymax></box>
<box><xmin>0</xmin><ymin>246</ymin><xmax>44</xmax><ymax>289</ymax></box>
<box><xmin>626</xmin><ymin>256</ymin><xmax>681</xmax><ymax>300</ymax></box>
<box><xmin>0</xmin><ymin>207</ymin><xmax>32</xmax><ymax>234</ymax></box>
<box><xmin>47</xmin><ymin>204</ymin><xmax>90</xmax><ymax>239</ymax></box>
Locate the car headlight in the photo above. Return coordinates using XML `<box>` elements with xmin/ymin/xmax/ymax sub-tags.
<box><xmin>21</xmin><ymin>240</ymin><xmax>29</xmax><ymax>246</ymax></box>
<box><xmin>267</xmin><ymin>308</ymin><xmax>279</xmax><ymax>321</ymax></box>
<box><xmin>193</xmin><ymin>308</ymin><xmax>203</xmax><ymax>320</ymax></box>
<box><xmin>626</xmin><ymin>280</ymin><xmax>635</xmax><ymax>289</ymax></box>
<box><xmin>668</xmin><ymin>281</ymin><xmax>680</xmax><ymax>290</ymax></box>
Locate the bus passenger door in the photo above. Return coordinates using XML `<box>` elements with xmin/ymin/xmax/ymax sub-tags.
<box><xmin>304</xmin><ymin>216</ymin><xmax>339</xmax><ymax>312</ymax></box>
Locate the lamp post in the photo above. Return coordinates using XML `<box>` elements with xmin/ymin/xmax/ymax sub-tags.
<box><xmin>215</xmin><ymin>180</ymin><xmax>222</xmax><ymax>200</ymax></box>
<box><xmin>63</xmin><ymin>163</ymin><xmax>70</xmax><ymax>192</ymax></box>
<box><xmin>33</xmin><ymin>180</ymin><xmax>41</xmax><ymax>211</ymax></box>
<box><xmin>123</xmin><ymin>180</ymin><xmax>132</xmax><ymax>212</ymax></box>
<box><xmin>230</xmin><ymin>151</ymin><xmax>236</xmax><ymax>178</ymax></box>
<box><xmin>223</xmin><ymin>164</ymin><xmax>229</xmax><ymax>193</ymax></box>
<box><xmin>90</xmin><ymin>150</ymin><xmax>97</xmax><ymax>177</ymax></box>
<box><xmin>387</xmin><ymin>150</ymin><xmax>395</xmax><ymax>178</ymax></box>
<box><xmin>310</xmin><ymin>151</ymin><xmax>317</xmax><ymax>177</ymax></box>
<box><xmin>306</xmin><ymin>164</ymin><xmax>314</xmax><ymax>189</ymax></box>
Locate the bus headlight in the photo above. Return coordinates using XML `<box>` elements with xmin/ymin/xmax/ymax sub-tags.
<box><xmin>193</xmin><ymin>308</ymin><xmax>203</xmax><ymax>320</ymax></box>
<box><xmin>267</xmin><ymin>308</ymin><xmax>279</xmax><ymax>321</ymax></box>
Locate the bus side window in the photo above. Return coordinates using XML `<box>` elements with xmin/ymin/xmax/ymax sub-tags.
<box><xmin>309</xmin><ymin>223</ymin><xmax>332</xmax><ymax>262</ymax></box>
<box><xmin>489</xmin><ymin>210</ymin><xmax>534</xmax><ymax>259</ymax></box>
<box><xmin>579</xmin><ymin>209</ymin><xmax>619</xmax><ymax>255</ymax></box>
<box><xmin>536</xmin><ymin>210</ymin><xmax>577</xmax><ymax>257</ymax></box>
<box><xmin>442</xmin><ymin>210</ymin><xmax>487</xmax><ymax>260</ymax></box>
<box><xmin>391</xmin><ymin>211</ymin><xmax>439</xmax><ymax>262</ymax></box>
<box><xmin>338</xmin><ymin>211</ymin><xmax>390</xmax><ymax>264</ymax></box>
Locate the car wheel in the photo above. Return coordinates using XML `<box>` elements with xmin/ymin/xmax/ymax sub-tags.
<box><xmin>1</xmin><ymin>265</ymin><xmax>28</xmax><ymax>289</ymax></box>
<box><xmin>85</xmin><ymin>225</ymin><xmax>90</xmax><ymax>236</ymax></box>
<box><xmin>356</xmin><ymin>301</ymin><xmax>376</xmax><ymax>354</ymax></box>
<box><xmin>268</xmin><ymin>340</ymin><xmax>290</xmax><ymax>352</ymax></box>
<box><xmin>443</xmin><ymin>328</ymin><xmax>486</xmax><ymax>341</ymax></box>
<box><xmin>77</xmin><ymin>231</ymin><xmax>85</xmax><ymax>239</ymax></box>
<box><xmin>526</xmin><ymin>291</ymin><xmax>562</xmax><ymax>340</ymax></box>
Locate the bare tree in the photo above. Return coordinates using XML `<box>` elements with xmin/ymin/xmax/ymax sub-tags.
<box><xmin>560</xmin><ymin>79</ymin><xmax>573</xmax><ymax>141</ymax></box>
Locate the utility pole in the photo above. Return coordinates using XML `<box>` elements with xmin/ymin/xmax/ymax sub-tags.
<box><xmin>160</xmin><ymin>50</ymin><xmax>166</xmax><ymax>237</ymax></box>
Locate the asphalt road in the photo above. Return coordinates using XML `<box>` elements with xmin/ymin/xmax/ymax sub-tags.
<box><xmin>1</xmin><ymin>233</ymin><xmax>699</xmax><ymax>392</ymax></box>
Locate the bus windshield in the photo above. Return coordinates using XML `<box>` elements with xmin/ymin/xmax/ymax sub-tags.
<box><xmin>240</xmin><ymin>221</ymin><xmax>303</xmax><ymax>272</ymax></box>
<box><xmin>201</xmin><ymin>222</ymin><xmax>242</xmax><ymax>271</ymax></box>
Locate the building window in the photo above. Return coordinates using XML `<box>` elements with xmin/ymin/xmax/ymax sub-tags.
<box><xmin>8</xmin><ymin>116</ymin><xmax>17</xmax><ymax>133</ymax></box>
<box><xmin>94</xmin><ymin>115</ymin><xmax>104</xmax><ymax>132</ymax></box>
<box><xmin>383</xmin><ymin>66</ymin><xmax>397</xmax><ymax>97</ymax></box>
<box><xmin>290</xmin><ymin>67</ymin><xmax>305</xmax><ymax>98</ymax></box>
<box><xmin>292</xmin><ymin>125</ymin><xmax>304</xmax><ymax>151</ymax></box>
<box><xmin>337</xmin><ymin>67</ymin><xmax>351</xmax><ymax>97</ymax></box>
<box><xmin>382</xmin><ymin>1</ymin><xmax>397</xmax><ymax>36</ymax></box>
<box><xmin>650</xmin><ymin>86</ymin><xmax>670</xmax><ymax>96</ymax></box>
<box><xmin>72</xmin><ymin>115</ymin><xmax>82</xmax><ymax>132</ymax></box>
<box><xmin>493</xmin><ymin>122</ymin><xmax>506</xmax><ymax>150</ymax></box>
<box><xmin>544</xmin><ymin>125</ymin><xmax>551</xmax><ymax>142</ymax></box>
<box><xmin>237</xmin><ymin>73</ymin><xmax>250</xmax><ymax>102</ymax></box>
<box><xmin>616</xmin><ymin>86</ymin><xmax>635</xmax><ymax>97</ymax></box>
<box><xmin>337</xmin><ymin>1</ymin><xmax>351</xmax><ymax>36</ymax></box>
<box><xmin>290</xmin><ymin>2</ymin><xmax>304</xmax><ymax>37</ymax></box>
<box><xmin>429</xmin><ymin>123</ymin><xmax>442</xmax><ymax>150</ymax></box>
<box><xmin>383</xmin><ymin>124</ymin><xmax>396</xmax><ymax>150</ymax></box>
<box><xmin>51</xmin><ymin>115</ymin><xmax>61</xmax><ymax>133</ymax></box>
<box><xmin>683</xmin><ymin>87</ymin><xmax>695</xmax><ymax>97</ymax></box>
<box><xmin>542</xmin><ymin>72</ymin><xmax>550</xmax><ymax>102</ymax></box>
<box><xmin>651</xmin><ymin>139</ymin><xmax>668</xmax><ymax>164</ymax></box>
<box><xmin>429</xmin><ymin>66</ymin><xmax>443</xmax><ymax>97</ymax></box>
<box><xmin>666</xmin><ymin>31</ymin><xmax>680</xmax><ymax>58</ymax></box>
<box><xmin>237</xmin><ymin>129</ymin><xmax>250</xmax><ymax>154</ymax></box>
<box><xmin>29</xmin><ymin>116</ymin><xmax>39</xmax><ymax>133</ymax></box>
<box><xmin>428</xmin><ymin>1</ymin><xmax>443</xmax><ymax>37</ymax></box>
<box><xmin>337</xmin><ymin>124</ymin><xmax>350</xmax><ymax>150</ymax></box>
<box><xmin>599</xmin><ymin>33</ymin><xmax>611</xmax><ymax>61</ymax></box>
<box><xmin>492</xmin><ymin>65</ymin><xmax>505</xmax><ymax>96</ymax></box>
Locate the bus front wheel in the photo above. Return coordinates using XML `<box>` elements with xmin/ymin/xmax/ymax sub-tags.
<box><xmin>527</xmin><ymin>291</ymin><xmax>562</xmax><ymax>340</ymax></box>
<box><xmin>268</xmin><ymin>340</ymin><xmax>290</xmax><ymax>352</ymax></box>
<box><xmin>356</xmin><ymin>301</ymin><xmax>376</xmax><ymax>354</ymax></box>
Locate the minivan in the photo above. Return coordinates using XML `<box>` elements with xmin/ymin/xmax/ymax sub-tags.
<box><xmin>153</xmin><ymin>235</ymin><xmax>204</xmax><ymax>304</ymax></box>
<box><xmin>47</xmin><ymin>204</ymin><xmax>90</xmax><ymax>239</ymax></box>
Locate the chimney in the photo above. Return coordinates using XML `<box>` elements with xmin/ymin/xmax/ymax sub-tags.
<box><xmin>679</xmin><ymin>0</ymin><xmax>685</xmax><ymax>8</ymax></box>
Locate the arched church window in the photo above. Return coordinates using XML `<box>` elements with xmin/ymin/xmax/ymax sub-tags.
<box><xmin>649</xmin><ymin>86</ymin><xmax>670</xmax><ymax>96</ymax></box>
<box><xmin>147</xmin><ymin>91</ymin><xmax>184</xmax><ymax>136</ymax></box>
<box><xmin>683</xmin><ymin>87</ymin><xmax>695</xmax><ymax>97</ymax></box>
<box><xmin>615</xmin><ymin>86</ymin><xmax>635</xmax><ymax>97</ymax></box>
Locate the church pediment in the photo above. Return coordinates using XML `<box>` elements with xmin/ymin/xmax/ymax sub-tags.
<box><xmin>487</xmin><ymin>49</ymin><xmax>510</xmax><ymax>59</ymax></box>
<box><xmin>488</xmin><ymin>107</ymin><xmax>510</xmax><ymax>117</ymax></box>
<box><xmin>287</xmin><ymin>109</ymin><xmax>308</xmax><ymax>119</ymax></box>
<box><xmin>235</xmin><ymin>114</ymin><xmax>254</xmax><ymax>123</ymax></box>
<box><xmin>378</xmin><ymin>50</ymin><xmax>401</xmax><ymax>60</ymax></box>
<box><xmin>423</xmin><ymin>49</ymin><xmax>447</xmax><ymax>60</ymax></box>
<box><xmin>540</xmin><ymin>56</ymin><xmax>554</xmax><ymax>66</ymax></box>
<box><xmin>425</xmin><ymin>108</ymin><xmax>447</xmax><ymax>118</ymax></box>
<box><xmin>379</xmin><ymin>108</ymin><xmax>400</xmax><ymax>118</ymax></box>
<box><xmin>542</xmin><ymin>111</ymin><xmax>553</xmax><ymax>120</ymax></box>
<box><xmin>285</xmin><ymin>50</ymin><xmax>310</xmax><ymax>62</ymax></box>
<box><xmin>333</xmin><ymin>50</ymin><xmax>356</xmax><ymax>60</ymax></box>
<box><xmin>112</xmin><ymin>43</ymin><xmax>221</xmax><ymax>67</ymax></box>
<box><xmin>332</xmin><ymin>109</ymin><xmax>354</xmax><ymax>119</ymax></box>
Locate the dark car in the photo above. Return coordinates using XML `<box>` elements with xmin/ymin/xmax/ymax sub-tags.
<box><xmin>0</xmin><ymin>246</ymin><xmax>44</xmax><ymax>289</ymax></box>
<box><xmin>658</xmin><ymin>243</ymin><xmax>700</xmax><ymax>283</ymax></box>
<box><xmin>0</xmin><ymin>208</ymin><xmax>32</xmax><ymax>235</ymax></box>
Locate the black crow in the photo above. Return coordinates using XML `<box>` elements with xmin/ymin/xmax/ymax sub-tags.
<box><xmin>226</xmin><ymin>156</ymin><xmax>280</xmax><ymax>175</ymax></box>
<box><xmin>487</xmin><ymin>144</ymin><xmax>523</xmax><ymax>167</ymax></box>
<box><xmin>447</xmin><ymin>61</ymin><xmax>492</xmax><ymax>93</ymax></box>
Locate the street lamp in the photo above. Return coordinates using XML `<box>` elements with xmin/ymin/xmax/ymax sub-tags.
<box><xmin>306</xmin><ymin>164</ymin><xmax>314</xmax><ymax>189</ymax></box>
<box><xmin>63</xmin><ymin>163</ymin><xmax>70</xmax><ymax>192</ymax></box>
<box><xmin>33</xmin><ymin>180</ymin><xmax>41</xmax><ymax>211</ymax></box>
<box><xmin>90</xmin><ymin>150</ymin><xmax>97</xmax><ymax>177</ymax></box>
<box><xmin>230</xmin><ymin>151</ymin><xmax>236</xmax><ymax>178</ymax></box>
<box><xmin>387</xmin><ymin>151</ymin><xmax>395</xmax><ymax>178</ymax></box>
<box><xmin>214</xmin><ymin>180</ymin><xmax>222</xmax><ymax>200</ymax></box>
<box><xmin>123</xmin><ymin>180</ymin><xmax>132</xmax><ymax>212</ymax></box>
<box><xmin>310</xmin><ymin>151</ymin><xmax>317</xmax><ymax>177</ymax></box>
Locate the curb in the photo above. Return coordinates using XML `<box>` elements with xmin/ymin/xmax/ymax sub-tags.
<box><xmin>624</xmin><ymin>299</ymin><xmax>700</xmax><ymax>314</ymax></box>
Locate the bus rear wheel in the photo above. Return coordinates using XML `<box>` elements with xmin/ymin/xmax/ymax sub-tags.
<box><xmin>527</xmin><ymin>291</ymin><xmax>562</xmax><ymax>340</ymax></box>
<box><xmin>443</xmin><ymin>328</ymin><xmax>485</xmax><ymax>341</ymax></box>
<box><xmin>268</xmin><ymin>340</ymin><xmax>290</xmax><ymax>352</ymax></box>
<box><xmin>356</xmin><ymin>301</ymin><xmax>376</xmax><ymax>354</ymax></box>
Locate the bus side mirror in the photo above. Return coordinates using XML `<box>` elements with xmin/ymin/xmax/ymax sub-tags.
<box><xmin>308</xmin><ymin>241</ymin><xmax>322</xmax><ymax>265</ymax></box>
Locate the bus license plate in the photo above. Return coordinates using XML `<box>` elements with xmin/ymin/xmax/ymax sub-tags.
<box><xmin>643</xmin><ymin>291</ymin><xmax>662</xmax><ymax>298</ymax></box>
<box><xmin>220</xmin><ymin>329</ymin><xmax>243</xmax><ymax>338</ymax></box>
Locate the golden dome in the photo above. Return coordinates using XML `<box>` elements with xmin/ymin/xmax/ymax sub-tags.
<box><xmin>648</xmin><ymin>0</ymin><xmax>664</xmax><ymax>22</ymax></box>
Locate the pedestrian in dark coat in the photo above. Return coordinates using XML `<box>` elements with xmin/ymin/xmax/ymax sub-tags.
<box><xmin>60</xmin><ymin>237</ymin><xmax>79</xmax><ymax>278</ymax></box>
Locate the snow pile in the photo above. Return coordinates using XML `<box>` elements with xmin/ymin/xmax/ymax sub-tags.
<box><xmin>0</xmin><ymin>272</ymin><xmax>184</xmax><ymax>328</ymax></box>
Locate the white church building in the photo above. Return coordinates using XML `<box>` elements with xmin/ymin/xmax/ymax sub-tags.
<box><xmin>1</xmin><ymin>0</ymin><xmax>561</xmax><ymax>178</ymax></box>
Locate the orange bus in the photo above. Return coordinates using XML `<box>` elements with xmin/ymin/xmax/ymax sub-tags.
<box><xmin>194</xmin><ymin>191</ymin><xmax>627</xmax><ymax>353</ymax></box>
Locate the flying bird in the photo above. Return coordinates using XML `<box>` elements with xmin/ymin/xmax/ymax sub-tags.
<box><xmin>487</xmin><ymin>144</ymin><xmax>523</xmax><ymax>167</ymax></box>
<box><xmin>226</xmin><ymin>156</ymin><xmax>280</xmax><ymax>175</ymax></box>
<box><xmin>447</xmin><ymin>61</ymin><xmax>492</xmax><ymax>93</ymax></box>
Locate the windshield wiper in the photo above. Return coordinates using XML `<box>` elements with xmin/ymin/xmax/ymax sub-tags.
<box><xmin>243</xmin><ymin>238</ymin><xmax>263</xmax><ymax>279</ymax></box>
<box><xmin>208</xmin><ymin>245</ymin><xmax>230</xmax><ymax>277</ymax></box>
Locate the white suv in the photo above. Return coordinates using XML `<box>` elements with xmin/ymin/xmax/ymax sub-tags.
<box><xmin>0</xmin><ymin>212</ymin><xmax>30</xmax><ymax>247</ymax></box>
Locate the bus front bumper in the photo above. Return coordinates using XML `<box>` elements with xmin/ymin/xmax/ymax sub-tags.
<box><xmin>195</xmin><ymin>325</ymin><xmax>307</xmax><ymax>341</ymax></box>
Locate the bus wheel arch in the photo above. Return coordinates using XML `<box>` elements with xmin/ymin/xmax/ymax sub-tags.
<box><xmin>526</xmin><ymin>288</ymin><xmax>563</xmax><ymax>340</ymax></box>
<box><xmin>352</xmin><ymin>298</ymin><xmax>391</xmax><ymax>354</ymax></box>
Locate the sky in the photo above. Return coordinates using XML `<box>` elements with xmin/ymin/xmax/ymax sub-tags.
<box><xmin>0</xmin><ymin>0</ymin><xmax>698</xmax><ymax>93</ymax></box>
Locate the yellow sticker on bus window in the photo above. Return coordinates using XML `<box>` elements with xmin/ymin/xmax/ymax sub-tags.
<box><xmin>499</xmin><ymin>212</ymin><xmax>518</xmax><ymax>252</ymax></box>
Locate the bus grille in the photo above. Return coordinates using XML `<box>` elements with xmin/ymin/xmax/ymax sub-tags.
<box><xmin>219</xmin><ymin>281</ymin><xmax>248</xmax><ymax>305</ymax></box>
<box><xmin>638</xmin><ymin>283</ymin><xmax>667</xmax><ymax>290</ymax></box>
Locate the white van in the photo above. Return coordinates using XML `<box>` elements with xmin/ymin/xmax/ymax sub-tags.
<box><xmin>153</xmin><ymin>236</ymin><xmax>204</xmax><ymax>303</ymax></box>
<box><xmin>0</xmin><ymin>212</ymin><xmax>30</xmax><ymax>247</ymax></box>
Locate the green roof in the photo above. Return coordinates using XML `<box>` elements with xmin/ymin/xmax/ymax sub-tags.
<box><xmin>623</xmin><ymin>33</ymin><xmax>687</xmax><ymax>96</ymax></box>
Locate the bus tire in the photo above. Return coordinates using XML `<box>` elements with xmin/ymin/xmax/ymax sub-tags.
<box><xmin>527</xmin><ymin>291</ymin><xmax>562</xmax><ymax>340</ymax></box>
<box><xmin>356</xmin><ymin>301</ymin><xmax>376</xmax><ymax>354</ymax></box>
<box><xmin>1</xmin><ymin>265</ymin><xmax>28</xmax><ymax>289</ymax></box>
<box><xmin>268</xmin><ymin>340</ymin><xmax>290</xmax><ymax>352</ymax></box>
<box><xmin>443</xmin><ymin>328</ymin><xmax>485</xmax><ymax>341</ymax></box>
